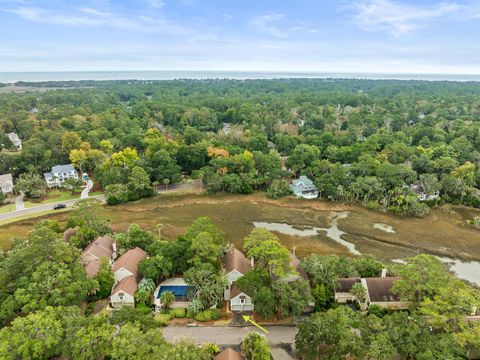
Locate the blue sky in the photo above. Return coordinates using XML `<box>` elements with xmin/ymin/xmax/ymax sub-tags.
<box><xmin>1</xmin><ymin>0</ymin><xmax>480</xmax><ymax>73</ymax></box>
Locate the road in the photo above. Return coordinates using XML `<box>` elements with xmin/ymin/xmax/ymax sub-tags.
<box><xmin>163</xmin><ymin>325</ymin><xmax>297</xmax><ymax>346</ymax></box>
<box><xmin>0</xmin><ymin>194</ymin><xmax>105</xmax><ymax>222</ymax></box>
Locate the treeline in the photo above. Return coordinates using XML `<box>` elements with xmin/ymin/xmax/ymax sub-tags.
<box><xmin>1</xmin><ymin>79</ymin><xmax>480</xmax><ymax>214</ymax></box>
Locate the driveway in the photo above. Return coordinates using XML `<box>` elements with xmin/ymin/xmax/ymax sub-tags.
<box><xmin>81</xmin><ymin>180</ymin><xmax>94</xmax><ymax>199</ymax></box>
<box><xmin>163</xmin><ymin>325</ymin><xmax>297</xmax><ymax>347</ymax></box>
<box><xmin>15</xmin><ymin>193</ymin><xmax>25</xmax><ymax>211</ymax></box>
<box><xmin>0</xmin><ymin>194</ymin><xmax>106</xmax><ymax>222</ymax></box>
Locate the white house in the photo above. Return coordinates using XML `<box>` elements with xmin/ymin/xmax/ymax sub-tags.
<box><xmin>410</xmin><ymin>184</ymin><xmax>440</xmax><ymax>201</ymax></box>
<box><xmin>44</xmin><ymin>164</ymin><xmax>79</xmax><ymax>188</ymax></box>
<box><xmin>112</xmin><ymin>247</ymin><xmax>148</xmax><ymax>283</ymax></box>
<box><xmin>290</xmin><ymin>176</ymin><xmax>318</xmax><ymax>199</ymax></box>
<box><xmin>111</xmin><ymin>275</ymin><xmax>137</xmax><ymax>308</ymax></box>
<box><xmin>110</xmin><ymin>247</ymin><xmax>148</xmax><ymax>308</ymax></box>
<box><xmin>222</xmin><ymin>248</ymin><xmax>252</xmax><ymax>301</ymax></box>
<box><xmin>0</xmin><ymin>174</ymin><xmax>14</xmax><ymax>195</ymax></box>
<box><xmin>7</xmin><ymin>132</ymin><xmax>22</xmax><ymax>150</ymax></box>
<box><xmin>229</xmin><ymin>284</ymin><xmax>254</xmax><ymax>312</ymax></box>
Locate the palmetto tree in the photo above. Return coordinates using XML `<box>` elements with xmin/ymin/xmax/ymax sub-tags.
<box><xmin>138</xmin><ymin>278</ymin><xmax>156</xmax><ymax>293</ymax></box>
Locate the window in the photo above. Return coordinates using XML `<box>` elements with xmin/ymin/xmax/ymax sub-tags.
<box><xmin>119</xmin><ymin>292</ymin><xmax>124</xmax><ymax>301</ymax></box>
<box><xmin>240</xmin><ymin>296</ymin><xmax>246</xmax><ymax>304</ymax></box>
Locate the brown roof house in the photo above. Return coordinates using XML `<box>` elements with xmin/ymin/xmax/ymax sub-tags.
<box><xmin>111</xmin><ymin>247</ymin><xmax>148</xmax><ymax>308</ymax></box>
<box><xmin>80</xmin><ymin>235</ymin><xmax>116</xmax><ymax>278</ymax></box>
<box><xmin>334</xmin><ymin>275</ymin><xmax>409</xmax><ymax>310</ymax></box>
<box><xmin>222</xmin><ymin>248</ymin><xmax>252</xmax><ymax>301</ymax></box>
<box><xmin>215</xmin><ymin>348</ymin><xmax>244</xmax><ymax>360</ymax></box>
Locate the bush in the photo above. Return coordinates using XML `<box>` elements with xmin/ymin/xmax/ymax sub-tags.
<box><xmin>172</xmin><ymin>307</ymin><xmax>186</xmax><ymax>318</ymax></box>
<box><xmin>266</xmin><ymin>179</ymin><xmax>291</xmax><ymax>199</ymax></box>
<box><xmin>194</xmin><ymin>309</ymin><xmax>221</xmax><ymax>322</ymax></box>
<box><xmin>155</xmin><ymin>313</ymin><xmax>172</xmax><ymax>326</ymax></box>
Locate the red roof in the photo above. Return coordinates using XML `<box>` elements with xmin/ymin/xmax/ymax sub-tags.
<box><xmin>215</xmin><ymin>348</ymin><xmax>244</xmax><ymax>360</ymax></box>
<box><xmin>111</xmin><ymin>275</ymin><xmax>138</xmax><ymax>297</ymax></box>
<box><xmin>82</xmin><ymin>235</ymin><xmax>114</xmax><ymax>260</ymax></box>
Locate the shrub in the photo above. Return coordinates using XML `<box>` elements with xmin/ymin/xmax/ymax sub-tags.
<box><xmin>194</xmin><ymin>309</ymin><xmax>221</xmax><ymax>322</ymax></box>
<box><xmin>172</xmin><ymin>307</ymin><xmax>186</xmax><ymax>318</ymax></box>
<box><xmin>155</xmin><ymin>313</ymin><xmax>172</xmax><ymax>326</ymax></box>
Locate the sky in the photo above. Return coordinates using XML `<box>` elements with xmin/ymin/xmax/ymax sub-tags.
<box><xmin>0</xmin><ymin>0</ymin><xmax>480</xmax><ymax>74</ymax></box>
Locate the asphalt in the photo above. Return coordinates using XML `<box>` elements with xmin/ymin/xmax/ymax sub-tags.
<box><xmin>163</xmin><ymin>325</ymin><xmax>297</xmax><ymax>346</ymax></box>
<box><xmin>0</xmin><ymin>194</ymin><xmax>106</xmax><ymax>222</ymax></box>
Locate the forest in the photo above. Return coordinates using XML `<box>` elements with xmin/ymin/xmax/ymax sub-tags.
<box><xmin>1</xmin><ymin>78</ymin><xmax>480</xmax><ymax>215</ymax></box>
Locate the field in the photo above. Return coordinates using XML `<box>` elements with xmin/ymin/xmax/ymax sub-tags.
<box><xmin>0</xmin><ymin>193</ymin><xmax>479</xmax><ymax>264</ymax></box>
<box><xmin>24</xmin><ymin>190</ymin><xmax>80</xmax><ymax>208</ymax></box>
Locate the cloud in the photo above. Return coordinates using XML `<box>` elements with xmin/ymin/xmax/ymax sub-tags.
<box><xmin>147</xmin><ymin>0</ymin><xmax>164</xmax><ymax>9</ymax></box>
<box><xmin>251</xmin><ymin>13</ymin><xmax>287</xmax><ymax>38</ymax></box>
<box><xmin>350</xmin><ymin>0</ymin><xmax>461</xmax><ymax>36</ymax></box>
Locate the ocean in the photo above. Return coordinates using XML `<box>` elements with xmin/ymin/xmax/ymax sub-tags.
<box><xmin>1</xmin><ymin>71</ymin><xmax>480</xmax><ymax>83</ymax></box>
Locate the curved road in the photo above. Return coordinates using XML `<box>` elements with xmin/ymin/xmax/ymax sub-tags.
<box><xmin>0</xmin><ymin>194</ymin><xmax>106</xmax><ymax>222</ymax></box>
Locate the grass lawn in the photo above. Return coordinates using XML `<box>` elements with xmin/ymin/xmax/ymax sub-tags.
<box><xmin>24</xmin><ymin>190</ymin><xmax>80</xmax><ymax>208</ymax></box>
<box><xmin>89</xmin><ymin>191</ymin><xmax>104</xmax><ymax>196</ymax></box>
<box><xmin>0</xmin><ymin>203</ymin><xmax>17</xmax><ymax>215</ymax></box>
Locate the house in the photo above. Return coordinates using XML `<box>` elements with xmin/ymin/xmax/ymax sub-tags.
<box><xmin>44</xmin><ymin>164</ymin><xmax>79</xmax><ymax>188</ymax></box>
<box><xmin>111</xmin><ymin>247</ymin><xmax>148</xmax><ymax>308</ymax></box>
<box><xmin>111</xmin><ymin>275</ymin><xmax>137</xmax><ymax>308</ymax></box>
<box><xmin>112</xmin><ymin>247</ymin><xmax>148</xmax><ymax>282</ymax></box>
<box><xmin>362</xmin><ymin>277</ymin><xmax>409</xmax><ymax>310</ymax></box>
<box><xmin>0</xmin><ymin>174</ymin><xmax>14</xmax><ymax>194</ymax></box>
<box><xmin>410</xmin><ymin>184</ymin><xmax>440</xmax><ymax>201</ymax></box>
<box><xmin>215</xmin><ymin>348</ymin><xmax>244</xmax><ymax>360</ymax></box>
<box><xmin>229</xmin><ymin>284</ymin><xmax>254</xmax><ymax>312</ymax></box>
<box><xmin>80</xmin><ymin>235</ymin><xmax>116</xmax><ymax>278</ymax></box>
<box><xmin>222</xmin><ymin>248</ymin><xmax>252</xmax><ymax>300</ymax></box>
<box><xmin>290</xmin><ymin>176</ymin><xmax>318</xmax><ymax>199</ymax></box>
<box><xmin>334</xmin><ymin>278</ymin><xmax>362</xmax><ymax>304</ymax></box>
<box><xmin>154</xmin><ymin>277</ymin><xmax>192</xmax><ymax>311</ymax></box>
<box><xmin>334</xmin><ymin>276</ymin><xmax>409</xmax><ymax>310</ymax></box>
<box><xmin>7</xmin><ymin>132</ymin><xmax>22</xmax><ymax>150</ymax></box>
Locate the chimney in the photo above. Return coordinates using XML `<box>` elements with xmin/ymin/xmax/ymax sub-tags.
<box><xmin>250</xmin><ymin>257</ymin><xmax>254</xmax><ymax>267</ymax></box>
<box><xmin>381</xmin><ymin>268</ymin><xmax>387</xmax><ymax>278</ymax></box>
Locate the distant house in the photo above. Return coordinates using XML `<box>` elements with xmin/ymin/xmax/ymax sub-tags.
<box><xmin>229</xmin><ymin>284</ymin><xmax>254</xmax><ymax>312</ymax></box>
<box><xmin>290</xmin><ymin>176</ymin><xmax>318</xmax><ymax>199</ymax></box>
<box><xmin>44</xmin><ymin>164</ymin><xmax>79</xmax><ymax>188</ymax></box>
<box><xmin>222</xmin><ymin>248</ymin><xmax>252</xmax><ymax>301</ymax></box>
<box><xmin>410</xmin><ymin>184</ymin><xmax>440</xmax><ymax>201</ymax></box>
<box><xmin>111</xmin><ymin>247</ymin><xmax>148</xmax><ymax>308</ymax></box>
<box><xmin>111</xmin><ymin>275</ymin><xmax>138</xmax><ymax>308</ymax></box>
<box><xmin>80</xmin><ymin>235</ymin><xmax>116</xmax><ymax>278</ymax></box>
<box><xmin>154</xmin><ymin>277</ymin><xmax>192</xmax><ymax>311</ymax></box>
<box><xmin>7</xmin><ymin>132</ymin><xmax>22</xmax><ymax>150</ymax></box>
<box><xmin>215</xmin><ymin>348</ymin><xmax>244</xmax><ymax>360</ymax></box>
<box><xmin>334</xmin><ymin>276</ymin><xmax>409</xmax><ymax>310</ymax></box>
<box><xmin>112</xmin><ymin>247</ymin><xmax>148</xmax><ymax>283</ymax></box>
<box><xmin>0</xmin><ymin>174</ymin><xmax>14</xmax><ymax>194</ymax></box>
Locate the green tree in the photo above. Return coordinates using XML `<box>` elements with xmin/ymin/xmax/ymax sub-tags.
<box><xmin>241</xmin><ymin>332</ymin><xmax>272</xmax><ymax>360</ymax></box>
<box><xmin>184</xmin><ymin>264</ymin><xmax>226</xmax><ymax>308</ymax></box>
<box><xmin>160</xmin><ymin>291</ymin><xmax>175</xmax><ymax>310</ymax></box>
<box><xmin>70</xmin><ymin>315</ymin><xmax>114</xmax><ymax>360</ymax></box>
<box><xmin>253</xmin><ymin>287</ymin><xmax>276</xmax><ymax>320</ymax></box>
<box><xmin>14</xmin><ymin>172</ymin><xmax>47</xmax><ymax>198</ymax></box>
<box><xmin>94</xmin><ymin>257</ymin><xmax>115</xmax><ymax>299</ymax></box>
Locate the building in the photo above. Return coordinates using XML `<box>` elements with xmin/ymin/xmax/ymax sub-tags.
<box><xmin>80</xmin><ymin>235</ymin><xmax>116</xmax><ymax>278</ymax></box>
<box><xmin>44</xmin><ymin>164</ymin><xmax>79</xmax><ymax>188</ymax></box>
<box><xmin>154</xmin><ymin>277</ymin><xmax>192</xmax><ymax>311</ymax></box>
<box><xmin>112</xmin><ymin>247</ymin><xmax>148</xmax><ymax>282</ymax></box>
<box><xmin>334</xmin><ymin>276</ymin><xmax>409</xmax><ymax>310</ymax></box>
<box><xmin>7</xmin><ymin>132</ymin><xmax>22</xmax><ymax>150</ymax></box>
<box><xmin>0</xmin><ymin>174</ymin><xmax>14</xmax><ymax>194</ymax></box>
<box><xmin>222</xmin><ymin>248</ymin><xmax>252</xmax><ymax>301</ymax></box>
<box><xmin>410</xmin><ymin>184</ymin><xmax>440</xmax><ymax>201</ymax></box>
<box><xmin>290</xmin><ymin>176</ymin><xmax>318</xmax><ymax>199</ymax></box>
<box><xmin>111</xmin><ymin>247</ymin><xmax>148</xmax><ymax>308</ymax></box>
<box><xmin>229</xmin><ymin>284</ymin><xmax>254</xmax><ymax>312</ymax></box>
<box><xmin>215</xmin><ymin>348</ymin><xmax>244</xmax><ymax>360</ymax></box>
<box><xmin>111</xmin><ymin>275</ymin><xmax>137</xmax><ymax>308</ymax></box>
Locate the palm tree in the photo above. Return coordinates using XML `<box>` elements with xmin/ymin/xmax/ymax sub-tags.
<box><xmin>155</xmin><ymin>223</ymin><xmax>164</xmax><ymax>240</ymax></box>
<box><xmin>163</xmin><ymin>178</ymin><xmax>170</xmax><ymax>190</ymax></box>
<box><xmin>160</xmin><ymin>291</ymin><xmax>175</xmax><ymax>310</ymax></box>
<box><xmin>138</xmin><ymin>278</ymin><xmax>156</xmax><ymax>293</ymax></box>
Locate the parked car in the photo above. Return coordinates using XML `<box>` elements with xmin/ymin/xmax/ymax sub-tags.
<box><xmin>53</xmin><ymin>203</ymin><xmax>67</xmax><ymax>210</ymax></box>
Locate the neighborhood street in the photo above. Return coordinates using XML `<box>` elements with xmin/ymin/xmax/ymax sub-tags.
<box><xmin>0</xmin><ymin>194</ymin><xmax>106</xmax><ymax>222</ymax></box>
<box><xmin>163</xmin><ymin>325</ymin><xmax>297</xmax><ymax>347</ymax></box>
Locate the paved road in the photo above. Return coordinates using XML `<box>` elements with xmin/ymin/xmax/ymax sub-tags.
<box><xmin>0</xmin><ymin>194</ymin><xmax>105</xmax><ymax>222</ymax></box>
<box><xmin>15</xmin><ymin>193</ymin><xmax>25</xmax><ymax>211</ymax></box>
<box><xmin>163</xmin><ymin>326</ymin><xmax>297</xmax><ymax>346</ymax></box>
<box><xmin>155</xmin><ymin>179</ymin><xmax>203</xmax><ymax>193</ymax></box>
